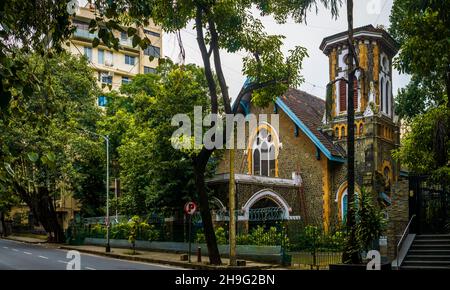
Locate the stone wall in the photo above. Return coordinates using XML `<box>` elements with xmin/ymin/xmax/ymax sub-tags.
<box><xmin>385</xmin><ymin>178</ymin><xmax>410</xmax><ymax>260</ymax></box>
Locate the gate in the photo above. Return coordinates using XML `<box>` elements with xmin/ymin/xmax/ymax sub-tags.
<box><xmin>410</xmin><ymin>175</ymin><xmax>450</xmax><ymax>234</ymax></box>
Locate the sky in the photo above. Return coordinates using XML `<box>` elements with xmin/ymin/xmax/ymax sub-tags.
<box><xmin>163</xmin><ymin>0</ymin><xmax>411</xmax><ymax>101</ymax></box>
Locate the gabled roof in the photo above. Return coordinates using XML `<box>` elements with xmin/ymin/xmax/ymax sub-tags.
<box><xmin>275</xmin><ymin>88</ymin><xmax>346</xmax><ymax>163</ymax></box>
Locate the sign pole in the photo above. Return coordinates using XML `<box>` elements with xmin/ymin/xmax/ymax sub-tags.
<box><xmin>184</xmin><ymin>201</ymin><xmax>197</xmax><ymax>264</ymax></box>
<box><xmin>188</xmin><ymin>214</ymin><xmax>192</xmax><ymax>263</ymax></box>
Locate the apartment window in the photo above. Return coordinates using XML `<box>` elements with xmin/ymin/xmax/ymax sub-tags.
<box><xmin>144</xmin><ymin>66</ymin><xmax>156</xmax><ymax>74</ymax></box>
<box><xmin>120</xmin><ymin>31</ymin><xmax>128</xmax><ymax>41</ymax></box>
<box><xmin>143</xmin><ymin>45</ymin><xmax>160</xmax><ymax>58</ymax></box>
<box><xmin>125</xmin><ymin>55</ymin><xmax>135</xmax><ymax>66</ymax></box>
<box><xmin>144</xmin><ymin>29</ymin><xmax>161</xmax><ymax>37</ymax></box>
<box><xmin>104</xmin><ymin>51</ymin><xmax>113</xmax><ymax>66</ymax></box>
<box><xmin>98</xmin><ymin>49</ymin><xmax>104</xmax><ymax>64</ymax></box>
<box><xmin>98</xmin><ymin>96</ymin><xmax>107</xmax><ymax>107</ymax></box>
<box><xmin>84</xmin><ymin>47</ymin><xmax>92</xmax><ymax>61</ymax></box>
<box><xmin>99</xmin><ymin>72</ymin><xmax>112</xmax><ymax>84</ymax></box>
<box><xmin>122</xmin><ymin>76</ymin><xmax>131</xmax><ymax>85</ymax></box>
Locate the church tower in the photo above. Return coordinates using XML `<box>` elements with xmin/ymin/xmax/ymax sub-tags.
<box><xmin>320</xmin><ymin>25</ymin><xmax>400</xmax><ymax>195</ymax></box>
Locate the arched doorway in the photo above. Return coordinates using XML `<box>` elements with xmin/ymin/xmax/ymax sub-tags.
<box><xmin>248</xmin><ymin>197</ymin><xmax>283</xmax><ymax>230</ymax></box>
<box><xmin>242</xmin><ymin>189</ymin><xmax>292</xmax><ymax>231</ymax></box>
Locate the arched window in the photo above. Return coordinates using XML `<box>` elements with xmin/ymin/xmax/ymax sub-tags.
<box><xmin>340</xmin><ymin>189</ymin><xmax>360</xmax><ymax>224</ymax></box>
<box><xmin>383</xmin><ymin>166</ymin><xmax>391</xmax><ymax>184</ymax></box>
<box><xmin>252</xmin><ymin>128</ymin><xmax>276</xmax><ymax>177</ymax></box>
<box><xmin>342</xmin><ymin>192</ymin><xmax>348</xmax><ymax>224</ymax></box>
<box><xmin>359</xmin><ymin>123</ymin><xmax>364</xmax><ymax>135</ymax></box>
<box><xmin>335</xmin><ymin>127</ymin><xmax>339</xmax><ymax>139</ymax></box>
<box><xmin>353</xmin><ymin>78</ymin><xmax>358</xmax><ymax>110</ymax></box>
<box><xmin>385</xmin><ymin>81</ymin><xmax>390</xmax><ymax>115</ymax></box>
<box><xmin>339</xmin><ymin>80</ymin><xmax>347</xmax><ymax>112</ymax></box>
<box><xmin>341</xmin><ymin>126</ymin><xmax>345</xmax><ymax>138</ymax></box>
<box><xmin>380</xmin><ymin>77</ymin><xmax>384</xmax><ymax>113</ymax></box>
<box><xmin>382</xmin><ymin>56</ymin><xmax>389</xmax><ymax>73</ymax></box>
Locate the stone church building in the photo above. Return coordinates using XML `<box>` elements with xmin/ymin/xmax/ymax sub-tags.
<box><xmin>207</xmin><ymin>25</ymin><xmax>409</xmax><ymax>259</ymax></box>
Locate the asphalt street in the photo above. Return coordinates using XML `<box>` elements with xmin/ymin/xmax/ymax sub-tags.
<box><xmin>0</xmin><ymin>239</ymin><xmax>181</xmax><ymax>270</ymax></box>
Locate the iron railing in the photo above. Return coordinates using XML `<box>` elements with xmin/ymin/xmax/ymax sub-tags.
<box><xmin>396</xmin><ymin>214</ymin><xmax>416</xmax><ymax>269</ymax></box>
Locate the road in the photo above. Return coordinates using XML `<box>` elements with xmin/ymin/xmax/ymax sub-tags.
<box><xmin>0</xmin><ymin>239</ymin><xmax>181</xmax><ymax>270</ymax></box>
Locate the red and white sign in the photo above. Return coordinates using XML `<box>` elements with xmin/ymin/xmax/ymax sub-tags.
<box><xmin>184</xmin><ymin>202</ymin><xmax>197</xmax><ymax>215</ymax></box>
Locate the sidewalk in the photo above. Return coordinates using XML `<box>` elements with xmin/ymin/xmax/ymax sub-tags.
<box><xmin>59</xmin><ymin>244</ymin><xmax>279</xmax><ymax>270</ymax></box>
<box><xmin>2</xmin><ymin>234</ymin><xmax>48</xmax><ymax>244</ymax></box>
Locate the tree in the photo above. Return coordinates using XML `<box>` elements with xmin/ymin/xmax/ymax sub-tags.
<box><xmin>393</xmin><ymin>106</ymin><xmax>450</xmax><ymax>182</ymax></box>
<box><xmin>100</xmin><ymin>61</ymin><xmax>215</xmax><ymax>216</ymax></box>
<box><xmin>1</xmin><ymin>0</ymin><xmax>75</xmax><ymax>111</ymax></box>
<box><xmin>0</xmin><ymin>52</ymin><xmax>103</xmax><ymax>242</ymax></box>
<box><xmin>395</xmin><ymin>75</ymin><xmax>446</xmax><ymax>121</ymax></box>
<box><xmin>390</xmin><ymin>0</ymin><xmax>449</xmax><ymax>175</ymax></box>
<box><xmin>389</xmin><ymin>0</ymin><xmax>450</xmax><ymax>109</ymax></box>
<box><xmin>2</xmin><ymin>0</ymin><xmax>341</xmax><ymax>263</ymax></box>
<box><xmin>96</xmin><ymin>0</ymin><xmax>338</xmax><ymax>265</ymax></box>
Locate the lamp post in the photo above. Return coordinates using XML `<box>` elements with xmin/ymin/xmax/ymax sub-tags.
<box><xmin>79</xmin><ymin>128</ymin><xmax>110</xmax><ymax>253</ymax></box>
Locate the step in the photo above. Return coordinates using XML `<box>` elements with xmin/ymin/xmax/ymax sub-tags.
<box><xmin>411</xmin><ymin>244</ymin><xmax>450</xmax><ymax>249</ymax></box>
<box><xmin>401</xmin><ymin>265</ymin><xmax>450</xmax><ymax>270</ymax></box>
<box><xmin>415</xmin><ymin>234</ymin><xmax>450</xmax><ymax>240</ymax></box>
<box><xmin>414</xmin><ymin>239</ymin><xmax>450</xmax><ymax>244</ymax></box>
<box><xmin>404</xmin><ymin>255</ymin><xmax>450</xmax><ymax>261</ymax></box>
<box><xmin>402</xmin><ymin>260</ymin><xmax>450</xmax><ymax>267</ymax></box>
<box><xmin>408</xmin><ymin>250</ymin><xmax>450</xmax><ymax>255</ymax></box>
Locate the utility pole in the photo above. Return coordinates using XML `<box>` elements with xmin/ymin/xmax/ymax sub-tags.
<box><xmin>342</xmin><ymin>0</ymin><xmax>361</xmax><ymax>264</ymax></box>
<box><xmin>229</xmin><ymin>134</ymin><xmax>237</xmax><ymax>266</ymax></box>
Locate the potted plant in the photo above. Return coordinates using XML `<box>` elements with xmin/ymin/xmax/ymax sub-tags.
<box><xmin>330</xmin><ymin>188</ymin><xmax>390</xmax><ymax>270</ymax></box>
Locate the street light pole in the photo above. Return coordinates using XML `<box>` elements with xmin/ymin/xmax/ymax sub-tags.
<box><xmin>78</xmin><ymin>128</ymin><xmax>110</xmax><ymax>253</ymax></box>
<box><xmin>105</xmin><ymin>135</ymin><xmax>110</xmax><ymax>253</ymax></box>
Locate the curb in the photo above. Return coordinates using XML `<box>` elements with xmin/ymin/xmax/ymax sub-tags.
<box><xmin>1</xmin><ymin>236</ymin><xmax>48</xmax><ymax>244</ymax></box>
<box><xmin>59</xmin><ymin>246</ymin><xmax>275</xmax><ymax>270</ymax></box>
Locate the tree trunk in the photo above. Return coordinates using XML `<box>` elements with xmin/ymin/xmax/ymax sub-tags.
<box><xmin>193</xmin><ymin>148</ymin><xmax>222</xmax><ymax>265</ymax></box>
<box><xmin>14</xmin><ymin>183</ymin><xmax>65</xmax><ymax>243</ymax></box>
<box><xmin>342</xmin><ymin>0</ymin><xmax>362</xmax><ymax>264</ymax></box>
<box><xmin>0</xmin><ymin>211</ymin><xmax>6</xmax><ymax>237</ymax></box>
<box><xmin>446</xmin><ymin>68</ymin><xmax>450</xmax><ymax>110</ymax></box>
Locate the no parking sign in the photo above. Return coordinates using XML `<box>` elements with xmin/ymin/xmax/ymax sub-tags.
<box><xmin>184</xmin><ymin>201</ymin><xmax>197</xmax><ymax>215</ymax></box>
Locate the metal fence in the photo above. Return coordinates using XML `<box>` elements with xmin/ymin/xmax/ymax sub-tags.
<box><xmin>290</xmin><ymin>251</ymin><xmax>343</xmax><ymax>269</ymax></box>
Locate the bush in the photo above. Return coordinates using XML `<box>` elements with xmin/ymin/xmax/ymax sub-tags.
<box><xmin>236</xmin><ymin>225</ymin><xmax>289</xmax><ymax>247</ymax></box>
<box><xmin>295</xmin><ymin>226</ymin><xmax>346</xmax><ymax>253</ymax></box>
<box><xmin>195</xmin><ymin>226</ymin><xmax>227</xmax><ymax>245</ymax></box>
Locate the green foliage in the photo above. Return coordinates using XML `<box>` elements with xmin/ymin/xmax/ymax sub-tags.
<box><xmin>195</xmin><ymin>226</ymin><xmax>227</xmax><ymax>245</ymax></box>
<box><xmin>0</xmin><ymin>52</ymin><xmax>103</xmax><ymax>238</ymax></box>
<box><xmin>390</xmin><ymin>0</ymin><xmax>450</xmax><ymax>87</ymax></box>
<box><xmin>395</xmin><ymin>76</ymin><xmax>446</xmax><ymax>120</ymax></box>
<box><xmin>214</xmin><ymin>227</ymin><xmax>227</xmax><ymax>245</ymax></box>
<box><xmin>235</xmin><ymin>225</ymin><xmax>289</xmax><ymax>247</ymax></box>
<box><xmin>342</xmin><ymin>188</ymin><xmax>386</xmax><ymax>262</ymax></box>
<box><xmin>295</xmin><ymin>226</ymin><xmax>346</xmax><ymax>253</ymax></box>
<box><xmin>354</xmin><ymin>189</ymin><xmax>386</xmax><ymax>252</ymax></box>
<box><xmin>100</xmin><ymin>61</ymin><xmax>214</xmax><ymax>214</ymax></box>
<box><xmin>393</xmin><ymin>105</ymin><xmax>450</xmax><ymax>182</ymax></box>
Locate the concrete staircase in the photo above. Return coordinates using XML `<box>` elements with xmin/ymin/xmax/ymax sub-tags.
<box><xmin>401</xmin><ymin>234</ymin><xmax>450</xmax><ymax>270</ymax></box>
